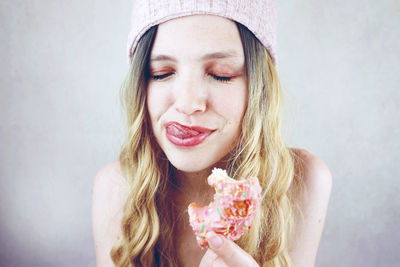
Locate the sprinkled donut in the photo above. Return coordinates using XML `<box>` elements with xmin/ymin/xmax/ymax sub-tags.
<box><xmin>188</xmin><ymin>168</ymin><xmax>262</xmax><ymax>249</ymax></box>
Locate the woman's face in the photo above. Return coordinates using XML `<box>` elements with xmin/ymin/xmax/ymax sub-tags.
<box><xmin>147</xmin><ymin>15</ymin><xmax>247</xmax><ymax>173</ymax></box>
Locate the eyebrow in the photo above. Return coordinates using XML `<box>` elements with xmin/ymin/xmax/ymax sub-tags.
<box><xmin>150</xmin><ymin>51</ymin><xmax>241</xmax><ymax>62</ymax></box>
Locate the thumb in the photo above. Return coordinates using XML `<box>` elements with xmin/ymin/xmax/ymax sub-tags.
<box><xmin>205</xmin><ymin>231</ymin><xmax>259</xmax><ymax>267</ymax></box>
<box><xmin>206</xmin><ymin>231</ymin><xmax>224</xmax><ymax>249</ymax></box>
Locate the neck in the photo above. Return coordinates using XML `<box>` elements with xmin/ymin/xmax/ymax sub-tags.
<box><xmin>176</xmin><ymin>167</ymin><xmax>213</xmax><ymax>197</ymax></box>
<box><xmin>170</xmin><ymin>160</ymin><xmax>229</xmax><ymax>206</ymax></box>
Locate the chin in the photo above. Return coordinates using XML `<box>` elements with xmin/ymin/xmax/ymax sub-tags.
<box><xmin>167</xmin><ymin>154</ymin><xmax>219</xmax><ymax>173</ymax></box>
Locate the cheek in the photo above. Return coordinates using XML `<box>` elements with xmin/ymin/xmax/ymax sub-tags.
<box><xmin>147</xmin><ymin>86</ymin><xmax>171</xmax><ymax>122</ymax></box>
<box><xmin>211</xmin><ymin>84</ymin><xmax>247</xmax><ymax>123</ymax></box>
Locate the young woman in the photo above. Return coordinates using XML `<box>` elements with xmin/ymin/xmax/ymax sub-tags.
<box><xmin>92</xmin><ymin>2</ymin><xmax>332</xmax><ymax>267</ymax></box>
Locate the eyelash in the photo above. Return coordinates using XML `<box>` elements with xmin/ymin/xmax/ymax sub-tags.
<box><xmin>150</xmin><ymin>73</ymin><xmax>232</xmax><ymax>83</ymax></box>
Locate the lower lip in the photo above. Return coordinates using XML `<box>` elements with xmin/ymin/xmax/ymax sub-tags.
<box><xmin>166</xmin><ymin>131</ymin><xmax>214</xmax><ymax>147</ymax></box>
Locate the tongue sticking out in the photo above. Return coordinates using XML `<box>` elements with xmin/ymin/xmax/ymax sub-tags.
<box><xmin>166</xmin><ymin>124</ymin><xmax>201</xmax><ymax>139</ymax></box>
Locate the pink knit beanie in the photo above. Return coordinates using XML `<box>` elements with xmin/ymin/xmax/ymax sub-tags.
<box><xmin>127</xmin><ymin>0</ymin><xmax>277</xmax><ymax>65</ymax></box>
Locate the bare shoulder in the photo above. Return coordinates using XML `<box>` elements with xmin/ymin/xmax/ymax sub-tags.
<box><xmin>290</xmin><ymin>148</ymin><xmax>332</xmax><ymax>191</ymax></box>
<box><xmin>91</xmin><ymin>160</ymin><xmax>129</xmax><ymax>267</ymax></box>
<box><xmin>93</xmin><ymin>160</ymin><xmax>128</xmax><ymax>192</ymax></box>
<box><xmin>288</xmin><ymin>148</ymin><xmax>333</xmax><ymax>267</ymax></box>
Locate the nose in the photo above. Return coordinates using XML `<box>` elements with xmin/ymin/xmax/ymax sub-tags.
<box><xmin>173</xmin><ymin>75</ymin><xmax>207</xmax><ymax>115</ymax></box>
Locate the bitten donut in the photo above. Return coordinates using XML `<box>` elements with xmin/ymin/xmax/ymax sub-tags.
<box><xmin>188</xmin><ymin>168</ymin><xmax>262</xmax><ymax>249</ymax></box>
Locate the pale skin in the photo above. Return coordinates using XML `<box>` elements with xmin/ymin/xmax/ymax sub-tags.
<box><xmin>92</xmin><ymin>15</ymin><xmax>332</xmax><ymax>267</ymax></box>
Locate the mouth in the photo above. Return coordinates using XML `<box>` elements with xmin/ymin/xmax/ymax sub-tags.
<box><xmin>165</xmin><ymin>122</ymin><xmax>215</xmax><ymax>147</ymax></box>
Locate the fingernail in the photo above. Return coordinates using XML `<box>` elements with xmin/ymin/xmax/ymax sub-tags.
<box><xmin>207</xmin><ymin>232</ymin><xmax>223</xmax><ymax>249</ymax></box>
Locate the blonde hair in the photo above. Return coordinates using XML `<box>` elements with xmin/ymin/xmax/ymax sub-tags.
<box><xmin>111</xmin><ymin>22</ymin><xmax>306</xmax><ymax>266</ymax></box>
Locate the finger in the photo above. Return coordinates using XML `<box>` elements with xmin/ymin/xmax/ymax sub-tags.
<box><xmin>199</xmin><ymin>249</ymin><xmax>228</xmax><ymax>267</ymax></box>
<box><xmin>198</xmin><ymin>249</ymin><xmax>218</xmax><ymax>267</ymax></box>
<box><xmin>205</xmin><ymin>231</ymin><xmax>259</xmax><ymax>267</ymax></box>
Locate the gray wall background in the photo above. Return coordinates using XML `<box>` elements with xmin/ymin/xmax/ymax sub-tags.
<box><xmin>1</xmin><ymin>0</ymin><xmax>399</xmax><ymax>266</ymax></box>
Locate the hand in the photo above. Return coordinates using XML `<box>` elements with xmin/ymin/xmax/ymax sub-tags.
<box><xmin>199</xmin><ymin>231</ymin><xmax>259</xmax><ymax>267</ymax></box>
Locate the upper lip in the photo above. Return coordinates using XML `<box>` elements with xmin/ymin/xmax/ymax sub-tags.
<box><xmin>165</xmin><ymin>121</ymin><xmax>214</xmax><ymax>133</ymax></box>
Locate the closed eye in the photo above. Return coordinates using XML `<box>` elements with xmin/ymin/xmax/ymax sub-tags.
<box><xmin>151</xmin><ymin>73</ymin><xmax>173</xmax><ymax>80</ymax></box>
<box><xmin>150</xmin><ymin>73</ymin><xmax>233</xmax><ymax>83</ymax></box>
<box><xmin>208</xmin><ymin>73</ymin><xmax>232</xmax><ymax>83</ymax></box>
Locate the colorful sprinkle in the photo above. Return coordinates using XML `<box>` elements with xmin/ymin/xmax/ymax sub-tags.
<box><xmin>216</xmin><ymin>207</ymin><xmax>223</xmax><ymax>217</ymax></box>
<box><xmin>201</xmin><ymin>223</ymin><xmax>204</xmax><ymax>232</ymax></box>
<box><xmin>242</xmin><ymin>193</ymin><xmax>248</xmax><ymax>197</ymax></box>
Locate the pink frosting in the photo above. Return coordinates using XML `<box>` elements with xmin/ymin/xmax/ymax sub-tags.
<box><xmin>188</xmin><ymin>168</ymin><xmax>262</xmax><ymax>248</ymax></box>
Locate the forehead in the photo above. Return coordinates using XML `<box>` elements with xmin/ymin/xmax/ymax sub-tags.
<box><xmin>150</xmin><ymin>14</ymin><xmax>244</xmax><ymax>61</ymax></box>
